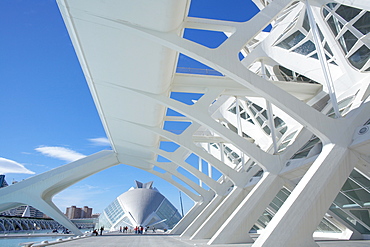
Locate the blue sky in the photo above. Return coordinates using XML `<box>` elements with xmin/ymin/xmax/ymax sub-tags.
<box><xmin>0</xmin><ymin>0</ymin><xmax>260</xmax><ymax>215</ymax></box>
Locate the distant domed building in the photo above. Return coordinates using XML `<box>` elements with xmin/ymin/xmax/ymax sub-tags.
<box><xmin>98</xmin><ymin>181</ymin><xmax>182</xmax><ymax>231</ymax></box>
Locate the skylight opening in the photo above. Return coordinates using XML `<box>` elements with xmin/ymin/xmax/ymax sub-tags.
<box><xmin>177</xmin><ymin>166</ymin><xmax>201</xmax><ymax>185</ymax></box>
<box><xmin>159</xmin><ymin>141</ymin><xmax>180</xmax><ymax>152</ymax></box>
<box><xmin>171</xmin><ymin>176</ymin><xmax>200</xmax><ymax>197</ymax></box>
<box><xmin>170</xmin><ymin>91</ymin><xmax>204</xmax><ymax>105</ymax></box>
<box><xmin>156</xmin><ymin>155</ymin><xmax>171</xmax><ymax>163</ymax></box>
<box><xmin>163</xmin><ymin>121</ymin><xmax>192</xmax><ymax>135</ymax></box>
<box><xmin>176</xmin><ymin>54</ymin><xmax>223</xmax><ymax>76</ymax></box>
<box><xmin>183</xmin><ymin>28</ymin><xmax>228</xmax><ymax>49</ymax></box>
<box><xmin>185</xmin><ymin>153</ymin><xmax>201</xmax><ymax>169</ymax></box>
<box><xmin>153</xmin><ymin>166</ymin><xmax>166</xmax><ymax>174</ymax></box>
<box><xmin>166</xmin><ymin>108</ymin><xmax>185</xmax><ymax>117</ymax></box>
<box><xmin>188</xmin><ymin>0</ymin><xmax>260</xmax><ymax>22</ymax></box>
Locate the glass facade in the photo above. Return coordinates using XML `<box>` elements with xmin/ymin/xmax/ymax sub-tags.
<box><xmin>104</xmin><ymin>199</ymin><xmax>125</xmax><ymax>225</ymax></box>
<box><xmin>274</xmin><ymin>7</ymin><xmax>336</xmax><ymax>65</ymax></box>
<box><xmin>156</xmin><ymin>199</ymin><xmax>182</xmax><ymax>229</ymax></box>
<box><xmin>330</xmin><ymin>169</ymin><xmax>370</xmax><ymax>234</ymax></box>
<box><xmin>98</xmin><ymin>183</ymin><xmax>181</xmax><ymax>231</ymax></box>
<box><xmin>253</xmin><ymin>188</ymin><xmax>342</xmax><ymax>233</ymax></box>
<box><xmin>323</xmin><ymin>3</ymin><xmax>370</xmax><ymax>71</ymax></box>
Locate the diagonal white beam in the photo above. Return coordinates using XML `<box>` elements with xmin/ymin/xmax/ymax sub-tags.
<box><xmin>94</xmin><ymin>78</ymin><xmax>279</xmax><ymax>173</ymax></box>
<box><xmin>216</xmin><ymin>0</ymin><xmax>294</xmax><ymax>54</ymax></box>
<box><xmin>0</xmin><ymin>150</ymin><xmax>119</xmax><ymax>235</ymax></box>
<box><xmin>133</xmin><ymin>87</ymin><xmax>280</xmax><ymax>172</ymax></box>
<box><xmin>115</xmin><ymin>117</ymin><xmax>245</xmax><ymax>185</ymax></box>
<box><xmin>85</xmin><ymin>6</ymin><xmax>347</xmax><ymax>143</ymax></box>
<box><xmin>155</xmin><ymin>147</ymin><xmax>225</xmax><ymax>193</ymax></box>
<box><xmin>184</xmin><ymin>17</ymin><xmax>236</xmax><ymax>33</ymax></box>
<box><xmin>116</xmin><ymin>153</ymin><xmax>209</xmax><ymax>201</ymax></box>
<box><xmin>254</xmin><ymin>145</ymin><xmax>358</xmax><ymax>247</ymax></box>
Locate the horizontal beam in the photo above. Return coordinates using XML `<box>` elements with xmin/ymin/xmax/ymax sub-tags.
<box><xmin>173</xmin><ymin>73</ymin><xmax>322</xmax><ymax>101</ymax></box>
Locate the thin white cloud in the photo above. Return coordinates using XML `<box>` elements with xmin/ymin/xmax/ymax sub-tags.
<box><xmin>35</xmin><ymin>146</ymin><xmax>86</xmax><ymax>162</ymax></box>
<box><xmin>53</xmin><ymin>184</ymin><xmax>106</xmax><ymax>213</ymax></box>
<box><xmin>88</xmin><ymin>137</ymin><xmax>110</xmax><ymax>146</ymax></box>
<box><xmin>0</xmin><ymin>157</ymin><xmax>35</xmax><ymax>174</ymax></box>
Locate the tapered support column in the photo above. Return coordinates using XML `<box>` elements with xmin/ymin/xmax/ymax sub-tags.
<box><xmin>181</xmin><ymin>194</ymin><xmax>224</xmax><ymax>237</ymax></box>
<box><xmin>254</xmin><ymin>145</ymin><xmax>357</xmax><ymax>247</ymax></box>
<box><xmin>208</xmin><ymin>173</ymin><xmax>284</xmax><ymax>245</ymax></box>
<box><xmin>191</xmin><ymin>186</ymin><xmax>247</xmax><ymax>239</ymax></box>
<box><xmin>171</xmin><ymin>199</ymin><xmax>209</xmax><ymax>235</ymax></box>
<box><xmin>29</xmin><ymin>198</ymin><xmax>82</xmax><ymax>235</ymax></box>
<box><xmin>0</xmin><ymin>151</ymin><xmax>119</xmax><ymax>236</ymax></box>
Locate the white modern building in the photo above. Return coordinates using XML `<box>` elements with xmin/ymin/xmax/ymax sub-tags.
<box><xmin>0</xmin><ymin>0</ymin><xmax>370</xmax><ymax>246</ymax></box>
<box><xmin>98</xmin><ymin>181</ymin><xmax>181</xmax><ymax>231</ymax></box>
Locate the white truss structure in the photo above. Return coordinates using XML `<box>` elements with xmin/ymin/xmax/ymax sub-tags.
<box><xmin>1</xmin><ymin>0</ymin><xmax>370</xmax><ymax>246</ymax></box>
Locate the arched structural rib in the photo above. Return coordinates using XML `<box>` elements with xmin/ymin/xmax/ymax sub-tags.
<box><xmin>2</xmin><ymin>1</ymin><xmax>370</xmax><ymax>246</ymax></box>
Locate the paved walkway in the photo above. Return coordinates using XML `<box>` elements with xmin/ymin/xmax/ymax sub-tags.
<box><xmin>44</xmin><ymin>233</ymin><xmax>370</xmax><ymax>247</ymax></box>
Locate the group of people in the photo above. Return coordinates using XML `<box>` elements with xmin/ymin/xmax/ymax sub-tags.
<box><xmin>119</xmin><ymin>226</ymin><xmax>129</xmax><ymax>233</ymax></box>
<box><xmin>132</xmin><ymin>225</ymin><xmax>156</xmax><ymax>234</ymax></box>
<box><xmin>134</xmin><ymin>226</ymin><xmax>144</xmax><ymax>234</ymax></box>
<box><xmin>92</xmin><ymin>225</ymin><xmax>158</xmax><ymax>235</ymax></box>
<box><xmin>92</xmin><ymin>226</ymin><xmax>104</xmax><ymax>236</ymax></box>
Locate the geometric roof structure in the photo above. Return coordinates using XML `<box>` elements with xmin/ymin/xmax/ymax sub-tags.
<box><xmin>98</xmin><ymin>181</ymin><xmax>181</xmax><ymax>230</ymax></box>
<box><xmin>0</xmin><ymin>0</ymin><xmax>370</xmax><ymax>246</ymax></box>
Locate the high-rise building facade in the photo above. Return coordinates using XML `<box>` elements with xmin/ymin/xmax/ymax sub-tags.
<box><xmin>66</xmin><ymin>205</ymin><xmax>93</xmax><ymax>219</ymax></box>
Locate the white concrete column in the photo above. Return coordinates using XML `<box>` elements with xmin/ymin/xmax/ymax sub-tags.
<box><xmin>208</xmin><ymin>172</ymin><xmax>284</xmax><ymax>244</ymax></box>
<box><xmin>191</xmin><ymin>186</ymin><xmax>248</xmax><ymax>240</ymax></box>
<box><xmin>28</xmin><ymin>198</ymin><xmax>82</xmax><ymax>235</ymax></box>
<box><xmin>171</xmin><ymin>199</ymin><xmax>209</xmax><ymax>235</ymax></box>
<box><xmin>254</xmin><ymin>145</ymin><xmax>357</xmax><ymax>247</ymax></box>
<box><xmin>0</xmin><ymin>151</ymin><xmax>119</xmax><ymax>236</ymax></box>
<box><xmin>199</xmin><ymin>156</ymin><xmax>203</xmax><ymax>187</ymax></box>
<box><xmin>181</xmin><ymin>194</ymin><xmax>224</xmax><ymax>237</ymax></box>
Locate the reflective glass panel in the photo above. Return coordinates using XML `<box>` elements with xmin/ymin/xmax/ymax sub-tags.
<box><xmin>326</xmin><ymin>3</ymin><xmax>337</xmax><ymax>10</ymax></box>
<box><xmin>274</xmin><ymin>117</ymin><xmax>285</xmax><ymax>128</ymax></box>
<box><xmin>353</xmin><ymin>12</ymin><xmax>370</xmax><ymax>35</ymax></box>
<box><xmin>349</xmin><ymin>45</ymin><xmax>370</xmax><ymax>69</ymax></box>
<box><xmin>253</xmin><ymin>103</ymin><xmax>263</xmax><ymax>111</ymax></box>
<box><xmin>261</xmin><ymin>110</ymin><xmax>268</xmax><ymax>119</ymax></box>
<box><xmin>327</xmin><ymin>16</ymin><xmax>341</xmax><ymax>37</ymax></box>
<box><xmin>324</xmin><ymin>42</ymin><xmax>333</xmax><ymax>56</ymax></box>
<box><xmin>346</xmin><ymin>188</ymin><xmax>370</xmax><ymax>206</ymax></box>
<box><xmin>333</xmin><ymin>192</ymin><xmax>358</xmax><ymax>208</ymax></box>
<box><xmin>336</xmin><ymin>5</ymin><xmax>361</xmax><ymax>22</ymax></box>
<box><xmin>276</xmin><ymin>31</ymin><xmax>305</xmax><ymax>49</ymax></box>
<box><xmin>263</xmin><ymin>126</ymin><xmax>271</xmax><ymax>135</ymax></box>
<box><xmin>293</xmin><ymin>40</ymin><xmax>316</xmax><ymax>55</ymax></box>
<box><xmin>256</xmin><ymin>116</ymin><xmax>264</xmax><ymax>125</ymax></box>
<box><xmin>303</xmin><ymin>11</ymin><xmax>310</xmax><ymax>32</ymax></box>
<box><xmin>340</xmin><ymin>30</ymin><xmax>357</xmax><ymax>54</ymax></box>
<box><xmin>350</xmin><ymin>210</ymin><xmax>370</xmax><ymax>228</ymax></box>
<box><xmin>330</xmin><ymin>207</ymin><xmax>370</xmax><ymax>234</ymax></box>
<box><xmin>342</xmin><ymin>179</ymin><xmax>361</xmax><ymax>191</ymax></box>
<box><xmin>311</xmin><ymin>53</ymin><xmax>319</xmax><ymax>60</ymax></box>
<box><xmin>350</xmin><ymin>169</ymin><xmax>370</xmax><ymax>189</ymax></box>
<box><xmin>323</xmin><ymin>8</ymin><xmax>329</xmax><ymax>18</ymax></box>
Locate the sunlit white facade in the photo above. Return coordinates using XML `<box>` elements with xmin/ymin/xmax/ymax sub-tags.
<box><xmin>0</xmin><ymin>0</ymin><xmax>370</xmax><ymax>246</ymax></box>
<box><xmin>98</xmin><ymin>181</ymin><xmax>181</xmax><ymax>231</ymax></box>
